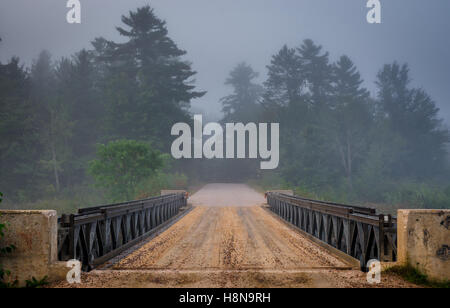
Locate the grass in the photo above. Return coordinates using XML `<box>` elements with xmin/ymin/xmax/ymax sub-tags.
<box><xmin>384</xmin><ymin>265</ymin><xmax>450</xmax><ymax>288</ymax></box>
<box><xmin>1</xmin><ymin>172</ymin><xmax>192</xmax><ymax>215</ymax></box>
<box><xmin>0</xmin><ymin>185</ymin><xmax>108</xmax><ymax>215</ymax></box>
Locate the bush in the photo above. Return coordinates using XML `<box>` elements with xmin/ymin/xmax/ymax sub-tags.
<box><xmin>89</xmin><ymin>140</ymin><xmax>164</xmax><ymax>201</ymax></box>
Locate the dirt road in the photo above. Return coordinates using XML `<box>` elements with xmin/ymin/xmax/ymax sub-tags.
<box><xmin>52</xmin><ymin>184</ymin><xmax>415</xmax><ymax>288</ymax></box>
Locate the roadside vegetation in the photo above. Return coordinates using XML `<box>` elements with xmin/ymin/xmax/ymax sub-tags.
<box><xmin>0</xmin><ymin>6</ymin><xmax>195</xmax><ymax>213</ymax></box>
<box><xmin>251</xmin><ymin>173</ymin><xmax>450</xmax><ymax>215</ymax></box>
<box><xmin>384</xmin><ymin>265</ymin><xmax>450</xmax><ymax>288</ymax></box>
<box><xmin>0</xmin><ymin>4</ymin><xmax>449</xmax><ymax>214</ymax></box>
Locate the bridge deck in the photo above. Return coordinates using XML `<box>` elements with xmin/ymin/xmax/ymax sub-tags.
<box><xmin>51</xmin><ymin>184</ymin><xmax>415</xmax><ymax>288</ymax></box>
<box><xmin>114</xmin><ymin>205</ymin><xmax>349</xmax><ymax>270</ymax></box>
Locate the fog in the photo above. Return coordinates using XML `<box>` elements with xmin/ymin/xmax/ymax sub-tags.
<box><xmin>1</xmin><ymin>0</ymin><xmax>449</xmax><ymax>122</ymax></box>
<box><xmin>1</xmin><ymin>1</ymin><xmax>449</xmax><ymax>210</ymax></box>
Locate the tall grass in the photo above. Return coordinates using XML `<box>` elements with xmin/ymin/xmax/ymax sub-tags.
<box><xmin>251</xmin><ymin>172</ymin><xmax>450</xmax><ymax>213</ymax></box>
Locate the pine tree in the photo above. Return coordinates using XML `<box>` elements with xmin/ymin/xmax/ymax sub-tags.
<box><xmin>330</xmin><ymin>55</ymin><xmax>372</xmax><ymax>190</ymax></box>
<box><xmin>297</xmin><ymin>39</ymin><xmax>333</xmax><ymax>109</ymax></box>
<box><xmin>264</xmin><ymin>45</ymin><xmax>304</xmax><ymax>108</ymax></box>
<box><xmin>376</xmin><ymin>62</ymin><xmax>449</xmax><ymax>178</ymax></box>
<box><xmin>31</xmin><ymin>51</ymin><xmax>73</xmax><ymax>193</ymax></box>
<box><xmin>98</xmin><ymin>5</ymin><xmax>205</xmax><ymax>148</ymax></box>
<box><xmin>0</xmin><ymin>57</ymin><xmax>39</xmax><ymax>199</ymax></box>
<box><xmin>54</xmin><ymin>50</ymin><xmax>103</xmax><ymax>185</ymax></box>
<box><xmin>221</xmin><ymin>62</ymin><xmax>263</xmax><ymax>123</ymax></box>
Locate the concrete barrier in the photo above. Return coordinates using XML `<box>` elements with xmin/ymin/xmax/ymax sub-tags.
<box><xmin>266</xmin><ymin>190</ymin><xmax>294</xmax><ymax>196</ymax></box>
<box><xmin>161</xmin><ymin>190</ymin><xmax>187</xmax><ymax>196</ymax></box>
<box><xmin>397</xmin><ymin>209</ymin><xmax>450</xmax><ymax>282</ymax></box>
<box><xmin>0</xmin><ymin>210</ymin><xmax>68</xmax><ymax>286</ymax></box>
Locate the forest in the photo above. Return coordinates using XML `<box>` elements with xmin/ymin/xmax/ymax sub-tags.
<box><xmin>1</xmin><ymin>5</ymin><xmax>449</xmax><ymax>213</ymax></box>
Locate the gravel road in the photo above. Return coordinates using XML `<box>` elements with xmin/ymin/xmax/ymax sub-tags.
<box><xmin>52</xmin><ymin>184</ymin><xmax>416</xmax><ymax>288</ymax></box>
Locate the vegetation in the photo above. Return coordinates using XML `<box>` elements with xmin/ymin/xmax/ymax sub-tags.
<box><xmin>89</xmin><ymin>140</ymin><xmax>164</xmax><ymax>201</ymax></box>
<box><xmin>24</xmin><ymin>276</ymin><xmax>49</xmax><ymax>288</ymax></box>
<box><xmin>0</xmin><ymin>6</ymin><xmax>200</xmax><ymax>210</ymax></box>
<box><xmin>384</xmin><ymin>265</ymin><xmax>450</xmax><ymax>288</ymax></box>
<box><xmin>0</xmin><ymin>4</ymin><xmax>449</xmax><ymax>212</ymax></box>
<box><xmin>226</xmin><ymin>40</ymin><xmax>449</xmax><ymax>210</ymax></box>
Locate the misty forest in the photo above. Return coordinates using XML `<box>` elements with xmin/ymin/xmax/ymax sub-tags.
<box><xmin>1</xmin><ymin>5</ymin><xmax>449</xmax><ymax>214</ymax></box>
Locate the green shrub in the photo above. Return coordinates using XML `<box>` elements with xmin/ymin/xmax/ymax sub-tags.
<box><xmin>89</xmin><ymin>140</ymin><xmax>164</xmax><ymax>201</ymax></box>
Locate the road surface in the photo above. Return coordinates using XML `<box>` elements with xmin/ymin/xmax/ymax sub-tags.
<box><xmin>52</xmin><ymin>184</ymin><xmax>415</xmax><ymax>288</ymax></box>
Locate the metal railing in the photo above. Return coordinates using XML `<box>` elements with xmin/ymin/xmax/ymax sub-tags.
<box><xmin>58</xmin><ymin>193</ymin><xmax>188</xmax><ymax>271</ymax></box>
<box><xmin>266</xmin><ymin>192</ymin><xmax>397</xmax><ymax>270</ymax></box>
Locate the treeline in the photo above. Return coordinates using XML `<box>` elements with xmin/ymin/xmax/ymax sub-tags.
<box><xmin>220</xmin><ymin>42</ymin><xmax>450</xmax><ymax>207</ymax></box>
<box><xmin>1</xmin><ymin>4</ymin><xmax>449</xmax><ymax>208</ymax></box>
<box><xmin>0</xmin><ymin>6</ymin><xmax>204</xmax><ymax>201</ymax></box>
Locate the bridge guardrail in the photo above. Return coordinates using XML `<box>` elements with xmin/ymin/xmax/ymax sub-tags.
<box><xmin>266</xmin><ymin>192</ymin><xmax>397</xmax><ymax>270</ymax></box>
<box><xmin>58</xmin><ymin>193</ymin><xmax>188</xmax><ymax>271</ymax></box>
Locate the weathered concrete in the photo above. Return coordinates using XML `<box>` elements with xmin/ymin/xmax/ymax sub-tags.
<box><xmin>397</xmin><ymin>209</ymin><xmax>450</xmax><ymax>282</ymax></box>
<box><xmin>0</xmin><ymin>210</ymin><xmax>68</xmax><ymax>286</ymax></box>
<box><xmin>266</xmin><ymin>190</ymin><xmax>294</xmax><ymax>196</ymax></box>
<box><xmin>161</xmin><ymin>190</ymin><xmax>187</xmax><ymax>196</ymax></box>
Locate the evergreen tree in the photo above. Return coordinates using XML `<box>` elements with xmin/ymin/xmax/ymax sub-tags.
<box><xmin>217</xmin><ymin>63</ymin><xmax>263</xmax><ymax>180</ymax></box>
<box><xmin>31</xmin><ymin>51</ymin><xmax>73</xmax><ymax>193</ymax></box>
<box><xmin>0</xmin><ymin>57</ymin><xmax>38</xmax><ymax>199</ymax></box>
<box><xmin>55</xmin><ymin>50</ymin><xmax>103</xmax><ymax>185</ymax></box>
<box><xmin>330</xmin><ymin>55</ymin><xmax>372</xmax><ymax>190</ymax></box>
<box><xmin>264</xmin><ymin>45</ymin><xmax>304</xmax><ymax>109</ymax></box>
<box><xmin>221</xmin><ymin>62</ymin><xmax>263</xmax><ymax>123</ymax></box>
<box><xmin>376</xmin><ymin>62</ymin><xmax>449</xmax><ymax>178</ymax></box>
<box><xmin>297</xmin><ymin>39</ymin><xmax>333</xmax><ymax>109</ymax></box>
<box><xmin>98</xmin><ymin>5</ymin><xmax>205</xmax><ymax>148</ymax></box>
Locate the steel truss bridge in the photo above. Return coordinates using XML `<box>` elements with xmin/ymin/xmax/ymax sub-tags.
<box><xmin>57</xmin><ymin>190</ymin><xmax>396</xmax><ymax>271</ymax></box>
<box><xmin>266</xmin><ymin>192</ymin><xmax>397</xmax><ymax>269</ymax></box>
<box><xmin>58</xmin><ymin>193</ymin><xmax>188</xmax><ymax>271</ymax></box>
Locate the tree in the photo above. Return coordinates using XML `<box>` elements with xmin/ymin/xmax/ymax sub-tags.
<box><xmin>54</xmin><ymin>50</ymin><xmax>103</xmax><ymax>185</ymax></box>
<box><xmin>330</xmin><ymin>55</ymin><xmax>372</xmax><ymax>190</ymax></box>
<box><xmin>216</xmin><ymin>63</ymin><xmax>263</xmax><ymax>180</ymax></box>
<box><xmin>264</xmin><ymin>40</ymin><xmax>337</xmax><ymax>189</ymax></box>
<box><xmin>88</xmin><ymin>140</ymin><xmax>164</xmax><ymax>201</ymax></box>
<box><xmin>221</xmin><ymin>62</ymin><xmax>263</xmax><ymax>123</ymax></box>
<box><xmin>31</xmin><ymin>51</ymin><xmax>73</xmax><ymax>193</ymax></box>
<box><xmin>264</xmin><ymin>45</ymin><xmax>304</xmax><ymax>109</ymax></box>
<box><xmin>297</xmin><ymin>39</ymin><xmax>333</xmax><ymax>109</ymax></box>
<box><xmin>96</xmin><ymin>5</ymin><xmax>205</xmax><ymax>148</ymax></box>
<box><xmin>376</xmin><ymin>62</ymin><xmax>449</xmax><ymax>178</ymax></box>
<box><xmin>0</xmin><ymin>57</ymin><xmax>40</xmax><ymax>199</ymax></box>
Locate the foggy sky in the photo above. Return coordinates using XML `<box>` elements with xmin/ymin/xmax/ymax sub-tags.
<box><xmin>1</xmin><ymin>0</ymin><xmax>449</xmax><ymax>123</ymax></box>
